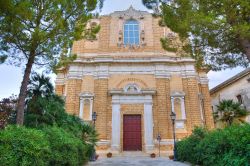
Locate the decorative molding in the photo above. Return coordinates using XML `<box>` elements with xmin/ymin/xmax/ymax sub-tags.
<box><xmin>116</xmin><ymin>78</ymin><xmax>148</xmax><ymax>88</ymax></box>
<box><xmin>171</xmin><ymin>91</ymin><xmax>186</xmax><ymax>121</ymax></box>
<box><xmin>96</xmin><ymin>140</ymin><xmax>111</xmax><ymax>146</ymax></box>
<box><xmin>170</xmin><ymin>91</ymin><xmax>185</xmax><ymax>98</ymax></box>
<box><xmin>109</xmin><ymin>89</ymin><xmax>156</xmax><ymax>96</ymax></box>
<box><xmin>64</xmin><ymin>63</ymin><xmax>196</xmax><ymax>79</ymax></box>
<box><xmin>110</xmin><ymin>6</ymin><xmax>149</xmax><ymax>20</ymax></box>
<box><xmin>55</xmin><ymin>58</ymin><xmax>209</xmax><ymax>86</ymax></box>
<box><xmin>176</xmin><ymin>119</ymin><xmax>186</xmax><ymax>129</ymax></box>
<box><xmin>79</xmin><ymin>92</ymin><xmax>94</xmax><ymax>120</ymax></box>
<box><xmin>79</xmin><ymin>92</ymin><xmax>94</xmax><ymax>98</ymax></box>
<box><xmin>75</xmin><ymin>56</ymin><xmax>195</xmax><ymax>64</ymax></box>
<box><xmin>55</xmin><ymin>79</ymin><xmax>65</xmax><ymax>85</ymax></box>
<box><xmin>199</xmin><ymin>76</ymin><xmax>209</xmax><ymax>84</ymax></box>
<box><xmin>123</xmin><ymin>83</ymin><xmax>141</xmax><ymax>93</ymax></box>
<box><xmin>111</xmin><ymin>94</ymin><xmax>153</xmax><ymax>104</ymax></box>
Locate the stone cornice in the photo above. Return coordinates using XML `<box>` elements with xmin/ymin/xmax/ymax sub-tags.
<box><xmin>73</xmin><ymin>56</ymin><xmax>195</xmax><ymax>65</ymax></box>
<box><xmin>109</xmin><ymin>89</ymin><xmax>156</xmax><ymax>96</ymax></box>
<box><xmin>76</xmin><ymin>51</ymin><xmax>175</xmax><ymax>57</ymax></box>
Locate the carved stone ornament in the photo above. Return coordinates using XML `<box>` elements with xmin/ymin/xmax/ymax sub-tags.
<box><xmin>112</xmin><ymin>5</ymin><xmax>148</xmax><ymax>20</ymax></box>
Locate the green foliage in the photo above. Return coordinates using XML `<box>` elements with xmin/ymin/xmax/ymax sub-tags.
<box><xmin>0</xmin><ymin>0</ymin><xmax>100</xmax><ymax>68</ymax></box>
<box><xmin>160</xmin><ymin>38</ymin><xmax>178</xmax><ymax>52</ymax></box>
<box><xmin>25</xmin><ymin>95</ymin><xmax>66</xmax><ymax>127</ymax></box>
<box><xmin>53</xmin><ymin>53</ymin><xmax>77</xmax><ymax>73</ymax></box>
<box><xmin>0</xmin><ymin>125</ymin><xmax>91</xmax><ymax>166</ymax></box>
<box><xmin>214</xmin><ymin>99</ymin><xmax>248</xmax><ymax>126</ymax></box>
<box><xmin>0</xmin><ymin>55</ymin><xmax>7</xmax><ymax>64</ymax></box>
<box><xmin>0</xmin><ymin>95</ymin><xmax>18</xmax><ymax>128</ymax></box>
<box><xmin>27</xmin><ymin>73</ymin><xmax>54</xmax><ymax>100</ymax></box>
<box><xmin>42</xmin><ymin>126</ymin><xmax>87</xmax><ymax>166</ymax></box>
<box><xmin>25</xmin><ymin>94</ymin><xmax>98</xmax><ymax>160</ymax></box>
<box><xmin>176</xmin><ymin>124</ymin><xmax>250</xmax><ymax>166</ymax></box>
<box><xmin>0</xmin><ymin>0</ymin><xmax>103</xmax><ymax>124</ymax></box>
<box><xmin>0</xmin><ymin>125</ymin><xmax>50</xmax><ymax>166</ymax></box>
<box><xmin>142</xmin><ymin>0</ymin><xmax>250</xmax><ymax>70</ymax></box>
<box><xmin>176</xmin><ymin>127</ymin><xmax>208</xmax><ymax>164</ymax></box>
<box><xmin>2</xmin><ymin>73</ymin><xmax>98</xmax><ymax>165</ymax></box>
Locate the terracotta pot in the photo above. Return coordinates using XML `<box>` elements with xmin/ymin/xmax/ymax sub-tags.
<box><xmin>169</xmin><ymin>155</ymin><xmax>174</xmax><ymax>160</ymax></box>
<box><xmin>150</xmin><ymin>153</ymin><xmax>156</xmax><ymax>158</ymax></box>
<box><xmin>107</xmin><ymin>152</ymin><xmax>112</xmax><ymax>158</ymax></box>
<box><xmin>95</xmin><ymin>154</ymin><xmax>99</xmax><ymax>160</ymax></box>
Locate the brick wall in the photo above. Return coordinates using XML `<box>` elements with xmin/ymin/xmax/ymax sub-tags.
<box><xmin>200</xmin><ymin>84</ymin><xmax>215</xmax><ymax>129</ymax></box>
<box><xmin>155</xmin><ymin>78</ymin><xmax>172</xmax><ymax>139</ymax></box>
<box><xmin>55</xmin><ymin>85</ymin><xmax>64</xmax><ymax>96</ymax></box>
<box><xmin>93</xmin><ymin>79</ymin><xmax>108</xmax><ymax>140</ymax></box>
<box><xmin>65</xmin><ymin>79</ymin><xmax>81</xmax><ymax>115</ymax></box>
<box><xmin>182</xmin><ymin>78</ymin><xmax>202</xmax><ymax>133</ymax></box>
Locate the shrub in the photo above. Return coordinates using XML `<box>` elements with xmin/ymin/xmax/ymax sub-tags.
<box><xmin>0</xmin><ymin>125</ymin><xmax>90</xmax><ymax>166</ymax></box>
<box><xmin>25</xmin><ymin>95</ymin><xmax>67</xmax><ymax>128</ymax></box>
<box><xmin>42</xmin><ymin>126</ymin><xmax>88</xmax><ymax>166</ymax></box>
<box><xmin>176</xmin><ymin>127</ymin><xmax>208</xmax><ymax>164</ymax></box>
<box><xmin>0</xmin><ymin>125</ymin><xmax>50</xmax><ymax>166</ymax></box>
<box><xmin>176</xmin><ymin>124</ymin><xmax>250</xmax><ymax>166</ymax></box>
<box><xmin>25</xmin><ymin>95</ymin><xmax>98</xmax><ymax>160</ymax></box>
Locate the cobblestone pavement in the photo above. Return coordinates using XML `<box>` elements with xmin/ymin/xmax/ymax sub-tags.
<box><xmin>87</xmin><ymin>157</ymin><xmax>190</xmax><ymax>166</ymax></box>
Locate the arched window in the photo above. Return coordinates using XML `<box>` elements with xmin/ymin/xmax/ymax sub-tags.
<box><xmin>123</xmin><ymin>20</ymin><xmax>140</xmax><ymax>45</ymax></box>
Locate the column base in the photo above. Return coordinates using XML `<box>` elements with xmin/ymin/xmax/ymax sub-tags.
<box><xmin>145</xmin><ymin>144</ymin><xmax>154</xmax><ymax>153</ymax></box>
<box><xmin>111</xmin><ymin>145</ymin><xmax>120</xmax><ymax>152</ymax></box>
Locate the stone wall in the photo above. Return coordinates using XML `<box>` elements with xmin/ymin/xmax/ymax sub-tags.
<box><xmin>93</xmin><ymin>79</ymin><xmax>108</xmax><ymax>140</ymax></box>
<box><xmin>65</xmin><ymin>79</ymin><xmax>81</xmax><ymax>115</ymax></box>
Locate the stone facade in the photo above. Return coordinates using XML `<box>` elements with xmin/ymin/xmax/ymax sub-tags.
<box><xmin>55</xmin><ymin>7</ymin><xmax>214</xmax><ymax>154</ymax></box>
<box><xmin>210</xmin><ymin>68</ymin><xmax>250</xmax><ymax>126</ymax></box>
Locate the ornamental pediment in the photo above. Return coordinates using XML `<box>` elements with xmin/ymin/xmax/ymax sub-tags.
<box><xmin>110</xmin><ymin>6</ymin><xmax>149</xmax><ymax>20</ymax></box>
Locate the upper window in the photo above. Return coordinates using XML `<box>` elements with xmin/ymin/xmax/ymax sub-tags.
<box><xmin>236</xmin><ymin>95</ymin><xmax>243</xmax><ymax>104</ymax></box>
<box><xmin>123</xmin><ymin>20</ymin><xmax>140</xmax><ymax>45</ymax></box>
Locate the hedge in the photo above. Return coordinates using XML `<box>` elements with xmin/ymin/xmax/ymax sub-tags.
<box><xmin>0</xmin><ymin>126</ymin><xmax>50</xmax><ymax>166</ymax></box>
<box><xmin>176</xmin><ymin>124</ymin><xmax>250</xmax><ymax>166</ymax></box>
<box><xmin>0</xmin><ymin>125</ymin><xmax>88</xmax><ymax>166</ymax></box>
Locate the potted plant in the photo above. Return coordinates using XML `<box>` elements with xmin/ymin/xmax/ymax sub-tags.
<box><xmin>107</xmin><ymin>152</ymin><xmax>112</xmax><ymax>158</ymax></box>
<box><xmin>169</xmin><ymin>155</ymin><xmax>174</xmax><ymax>160</ymax></box>
<box><xmin>150</xmin><ymin>153</ymin><xmax>156</xmax><ymax>158</ymax></box>
<box><xmin>95</xmin><ymin>154</ymin><xmax>99</xmax><ymax>160</ymax></box>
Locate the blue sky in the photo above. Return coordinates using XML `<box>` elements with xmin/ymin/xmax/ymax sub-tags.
<box><xmin>0</xmin><ymin>0</ymin><xmax>245</xmax><ymax>99</ymax></box>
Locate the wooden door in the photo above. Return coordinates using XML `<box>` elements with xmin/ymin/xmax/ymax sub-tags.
<box><xmin>123</xmin><ymin>115</ymin><xmax>142</xmax><ymax>151</ymax></box>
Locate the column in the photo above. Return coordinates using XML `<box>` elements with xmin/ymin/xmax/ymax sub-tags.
<box><xmin>89</xmin><ymin>98</ymin><xmax>93</xmax><ymax>120</ymax></box>
<box><xmin>79</xmin><ymin>98</ymin><xmax>84</xmax><ymax>118</ymax></box>
<box><xmin>171</xmin><ymin>97</ymin><xmax>175</xmax><ymax>113</ymax></box>
<box><xmin>144</xmin><ymin>99</ymin><xmax>154</xmax><ymax>152</ymax></box>
<box><xmin>111</xmin><ymin>103</ymin><xmax>121</xmax><ymax>151</ymax></box>
<box><xmin>181</xmin><ymin>97</ymin><xmax>186</xmax><ymax>119</ymax></box>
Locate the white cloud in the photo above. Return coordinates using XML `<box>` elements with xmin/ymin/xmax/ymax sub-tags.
<box><xmin>207</xmin><ymin>66</ymin><xmax>245</xmax><ymax>89</ymax></box>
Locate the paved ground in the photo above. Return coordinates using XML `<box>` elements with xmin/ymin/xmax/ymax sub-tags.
<box><xmin>87</xmin><ymin>157</ymin><xmax>190</xmax><ymax>166</ymax></box>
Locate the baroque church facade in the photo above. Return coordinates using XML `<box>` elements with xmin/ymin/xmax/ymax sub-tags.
<box><xmin>55</xmin><ymin>7</ymin><xmax>214</xmax><ymax>154</ymax></box>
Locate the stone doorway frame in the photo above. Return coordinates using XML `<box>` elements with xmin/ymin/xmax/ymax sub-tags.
<box><xmin>109</xmin><ymin>88</ymin><xmax>156</xmax><ymax>153</ymax></box>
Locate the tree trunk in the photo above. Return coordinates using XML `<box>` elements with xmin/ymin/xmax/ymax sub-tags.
<box><xmin>239</xmin><ymin>38</ymin><xmax>250</xmax><ymax>62</ymax></box>
<box><xmin>16</xmin><ymin>51</ymin><xmax>36</xmax><ymax>125</ymax></box>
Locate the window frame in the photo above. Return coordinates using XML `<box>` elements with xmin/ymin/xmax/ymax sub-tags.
<box><xmin>123</xmin><ymin>20</ymin><xmax>140</xmax><ymax>46</ymax></box>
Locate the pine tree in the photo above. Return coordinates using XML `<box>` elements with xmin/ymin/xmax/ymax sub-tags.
<box><xmin>0</xmin><ymin>0</ymin><xmax>102</xmax><ymax>125</ymax></box>
<box><xmin>142</xmin><ymin>0</ymin><xmax>250</xmax><ymax>70</ymax></box>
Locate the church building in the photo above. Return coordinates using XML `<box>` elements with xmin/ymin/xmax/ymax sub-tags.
<box><xmin>55</xmin><ymin>7</ymin><xmax>214</xmax><ymax>154</ymax></box>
